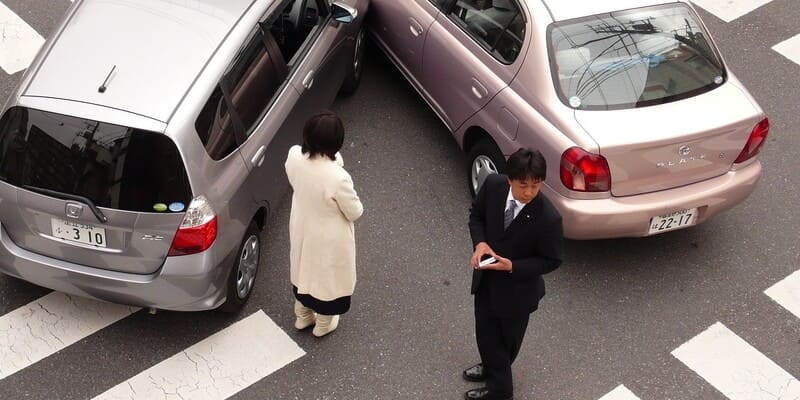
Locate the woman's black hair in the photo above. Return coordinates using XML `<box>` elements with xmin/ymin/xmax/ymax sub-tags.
<box><xmin>302</xmin><ymin>111</ymin><xmax>345</xmax><ymax>161</ymax></box>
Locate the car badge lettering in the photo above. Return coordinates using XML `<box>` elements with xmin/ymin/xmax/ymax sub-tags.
<box><xmin>141</xmin><ymin>234</ymin><xmax>164</xmax><ymax>241</ymax></box>
<box><xmin>656</xmin><ymin>152</ymin><xmax>707</xmax><ymax>168</ymax></box>
<box><xmin>65</xmin><ymin>203</ymin><xmax>83</xmax><ymax>219</ymax></box>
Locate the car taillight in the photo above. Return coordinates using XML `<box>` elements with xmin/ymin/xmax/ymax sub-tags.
<box><xmin>560</xmin><ymin>147</ymin><xmax>611</xmax><ymax>192</ymax></box>
<box><xmin>734</xmin><ymin>117</ymin><xmax>770</xmax><ymax>164</ymax></box>
<box><xmin>168</xmin><ymin>195</ymin><xmax>217</xmax><ymax>256</ymax></box>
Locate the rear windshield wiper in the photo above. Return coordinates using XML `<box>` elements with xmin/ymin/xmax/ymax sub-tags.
<box><xmin>22</xmin><ymin>185</ymin><xmax>108</xmax><ymax>223</ymax></box>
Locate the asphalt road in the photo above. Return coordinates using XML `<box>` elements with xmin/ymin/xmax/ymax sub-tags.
<box><xmin>0</xmin><ymin>1</ymin><xmax>798</xmax><ymax>399</ymax></box>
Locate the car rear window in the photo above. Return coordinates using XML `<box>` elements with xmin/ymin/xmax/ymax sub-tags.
<box><xmin>548</xmin><ymin>3</ymin><xmax>726</xmax><ymax>110</ymax></box>
<box><xmin>0</xmin><ymin>107</ymin><xmax>192</xmax><ymax>212</ymax></box>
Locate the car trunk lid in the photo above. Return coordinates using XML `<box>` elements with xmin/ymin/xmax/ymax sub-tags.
<box><xmin>574</xmin><ymin>83</ymin><xmax>762</xmax><ymax>197</ymax></box>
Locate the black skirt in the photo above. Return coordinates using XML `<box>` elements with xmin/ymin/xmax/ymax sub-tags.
<box><xmin>293</xmin><ymin>286</ymin><xmax>351</xmax><ymax>315</ymax></box>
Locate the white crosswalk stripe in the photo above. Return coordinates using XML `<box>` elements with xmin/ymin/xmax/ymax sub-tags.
<box><xmin>690</xmin><ymin>0</ymin><xmax>777</xmax><ymax>22</ymax></box>
<box><xmin>672</xmin><ymin>322</ymin><xmax>800</xmax><ymax>400</ymax></box>
<box><xmin>0</xmin><ymin>291</ymin><xmax>138</xmax><ymax>380</ymax></box>
<box><xmin>773</xmin><ymin>35</ymin><xmax>800</xmax><ymax>67</ymax></box>
<box><xmin>0</xmin><ymin>1</ymin><xmax>45</xmax><ymax>75</ymax></box>
<box><xmin>598</xmin><ymin>385</ymin><xmax>641</xmax><ymax>400</ymax></box>
<box><xmin>92</xmin><ymin>310</ymin><xmax>305</xmax><ymax>400</ymax></box>
<box><xmin>765</xmin><ymin>269</ymin><xmax>800</xmax><ymax>319</ymax></box>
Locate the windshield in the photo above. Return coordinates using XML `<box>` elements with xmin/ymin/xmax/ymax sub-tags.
<box><xmin>0</xmin><ymin>107</ymin><xmax>192</xmax><ymax>213</ymax></box>
<box><xmin>548</xmin><ymin>3</ymin><xmax>726</xmax><ymax>110</ymax></box>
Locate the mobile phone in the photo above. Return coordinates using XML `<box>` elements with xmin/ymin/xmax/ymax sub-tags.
<box><xmin>479</xmin><ymin>255</ymin><xmax>497</xmax><ymax>267</ymax></box>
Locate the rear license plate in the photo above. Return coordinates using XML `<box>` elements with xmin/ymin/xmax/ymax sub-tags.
<box><xmin>51</xmin><ymin>218</ymin><xmax>107</xmax><ymax>248</ymax></box>
<box><xmin>648</xmin><ymin>208</ymin><xmax>697</xmax><ymax>235</ymax></box>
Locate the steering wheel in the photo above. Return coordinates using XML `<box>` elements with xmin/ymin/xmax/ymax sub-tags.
<box><xmin>285</xmin><ymin>0</ymin><xmax>309</xmax><ymax>32</ymax></box>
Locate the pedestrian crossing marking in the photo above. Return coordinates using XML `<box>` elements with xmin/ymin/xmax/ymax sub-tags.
<box><xmin>0</xmin><ymin>1</ymin><xmax>46</xmax><ymax>75</ymax></box>
<box><xmin>92</xmin><ymin>310</ymin><xmax>305</xmax><ymax>400</ymax></box>
<box><xmin>690</xmin><ymin>0</ymin><xmax>776</xmax><ymax>22</ymax></box>
<box><xmin>599</xmin><ymin>385</ymin><xmax>641</xmax><ymax>400</ymax></box>
<box><xmin>0</xmin><ymin>291</ymin><xmax>138</xmax><ymax>380</ymax></box>
<box><xmin>765</xmin><ymin>269</ymin><xmax>800</xmax><ymax>319</ymax></box>
<box><xmin>773</xmin><ymin>35</ymin><xmax>800</xmax><ymax>67</ymax></box>
<box><xmin>672</xmin><ymin>322</ymin><xmax>800</xmax><ymax>400</ymax></box>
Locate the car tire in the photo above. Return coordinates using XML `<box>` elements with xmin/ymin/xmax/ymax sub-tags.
<box><xmin>218</xmin><ymin>221</ymin><xmax>261</xmax><ymax>313</ymax></box>
<box><xmin>339</xmin><ymin>27</ymin><xmax>366</xmax><ymax>97</ymax></box>
<box><xmin>467</xmin><ymin>138</ymin><xmax>506</xmax><ymax>197</ymax></box>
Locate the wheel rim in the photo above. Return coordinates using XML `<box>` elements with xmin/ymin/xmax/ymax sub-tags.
<box><xmin>236</xmin><ymin>235</ymin><xmax>259</xmax><ymax>299</ymax></box>
<box><xmin>471</xmin><ymin>155</ymin><xmax>498</xmax><ymax>193</ymax></box>
<box><xmin>353</xmin><ymin>29</ymin><xmax>365</xmax><ymax>80</ymax></box>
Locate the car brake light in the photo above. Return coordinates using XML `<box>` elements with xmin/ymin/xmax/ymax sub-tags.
<box><xmin>168</xmin><ymin>195</ymin><xmax>217</xmax><ymax>256</ymax></box>
<box><xmin>734</xmin><ymin>117</ymin><xmax>770</xmax><ymax>164</ymax></box>
<box><xmin>560</xmin><ymin>147</ymin><xmax>611</xmax><ymax>192</ymax></box>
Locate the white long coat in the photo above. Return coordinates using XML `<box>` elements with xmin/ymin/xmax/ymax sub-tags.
<box><xmin>285</xmin><ymin>145</ymin><xmax>363</xmax><ymax>301</ymax></box>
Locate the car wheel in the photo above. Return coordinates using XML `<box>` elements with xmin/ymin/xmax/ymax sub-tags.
<box><xmin>218</xmin><ymin>222</ymin><xmax>260</xmax><ymax>313</ymax></box>
<box><xmin>339</xmin><ymin>27</ymin><xmax>366</xmax><ymax>96</ymax></box>
<box><xmin>467</xmin><ymin>138</ymin><xmax>506</xmax><ymax>197</ymax></box>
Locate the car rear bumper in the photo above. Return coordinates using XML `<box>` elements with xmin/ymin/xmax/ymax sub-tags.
<box><xmin>0</xmin><ymin>224</ymin><xmax>231</xmax><ymax>311</ymax></box>
<box><xmin>553</xmin><ymin>161</ymin><xmax>762</xmax><ymax>240</ymax></box>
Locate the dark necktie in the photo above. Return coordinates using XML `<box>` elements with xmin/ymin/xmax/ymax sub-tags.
<box><xmin>503</xmin><ymin>199</ymin><xmax>516</xmax><ymax>230</ymax></box>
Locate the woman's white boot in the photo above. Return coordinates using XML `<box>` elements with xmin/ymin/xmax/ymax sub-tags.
<box><xmin>312</xmin><ymin>314</ymin><xmax>339</xmax><ymax>337</ymax></box>
<box><xmin>294</xmin><ymin>300</ymin><xmax>316</xmax><ymax>330</ymax></box>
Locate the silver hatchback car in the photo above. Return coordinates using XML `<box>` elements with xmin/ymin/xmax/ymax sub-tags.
<box><xmin>369</xmin><ymin>0</ymin><xmax>769</xmax><ymax>239</ymax></box>
<box><xmin>0</xmin><ymin>0</ymin><xmax>368</xmax><ymax>311</ymax></box>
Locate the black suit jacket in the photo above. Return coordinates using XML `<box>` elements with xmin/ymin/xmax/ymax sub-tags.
<box><xmin>468</xmin><ymin>173</ymin><xmax>564</xmax><ymax>317</ymax></box>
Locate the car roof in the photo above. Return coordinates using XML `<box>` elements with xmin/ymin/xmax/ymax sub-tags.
<box><xmin>540</xmin><ymin>0</ymin><xmax>686</xmax><ymax>22</ymax></box>
<box><xmin>24</xmin><ymin>0</ymin><xmax>257</xmax><ymax>123</ymax></box>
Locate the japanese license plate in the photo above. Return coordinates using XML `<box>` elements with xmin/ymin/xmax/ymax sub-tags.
<box><xmin>51</xmin><ymin>218</ymin><xmax>107</xmax><ymax>248</ymax></box>
<box><xmin>648</xmin><ymin>208</ymin><xmax>697</xmax><ymax>235</ymax></box>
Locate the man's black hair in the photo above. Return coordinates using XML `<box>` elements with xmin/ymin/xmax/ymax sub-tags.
<box><xmin>505</xmin><ymin>148</ymin><xmax>546</xmax><ymax>181</ymax></box>
<box><xmin>302</xmin><ymin>111</ymin><xmax>345</xmax><ymax>161</ymax></box>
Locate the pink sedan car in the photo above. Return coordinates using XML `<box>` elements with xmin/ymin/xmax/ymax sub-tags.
<box><xmin>367</xmin><ymin>0</ymin><xmax>769</xmax><ymax>239</ymax></box>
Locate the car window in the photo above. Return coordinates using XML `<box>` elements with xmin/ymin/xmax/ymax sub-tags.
<box><xmin>196</xmin><ymin>27</ymin><xmax>289</xmax><ymax>160</ymax></box>
<box><xmin>0</xmin><ymin>107</ymin><xmax>192</xmax><ymax>213</ymax></box>
<box><xmin>449</xmin><ymin>0</ymin><xmax>525</xmax><ymax>64</ymax></box>
<box><xmin>430</xmin><ymin>0</ymin><xmax>451</xmax><ymax>10</ymax></box>
<box><xmin>196</xmin><ymin>0</ymin><xmax>329</xmax><ymax>161</ymax></box>
<box><xmin>548</xmin><ymin>3</ymin><xmax>726</xmax><ymax>110</ymax></box>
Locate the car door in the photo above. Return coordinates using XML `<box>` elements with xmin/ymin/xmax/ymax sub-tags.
<box><xmin>370</xmin><ymin>0</ymin><xmax>439</xmax><ymax>82</ymax></box>
<box><xmin>421</xmin><ymin>0</ymin><xmax>528</xmax><ymax>131</ymax></box>
<box><xmin>236</xmin><ymin>0</ymin><xmax>351</xmax><ymax>210</ymax></box>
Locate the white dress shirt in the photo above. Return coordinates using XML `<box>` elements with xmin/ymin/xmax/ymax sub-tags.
<box><xmin>505</xmin><ymin>189</ymin><xmax>525</xmax><ymax>220</ymax></box>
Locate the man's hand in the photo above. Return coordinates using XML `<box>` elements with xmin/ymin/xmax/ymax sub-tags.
<box><xmin>471</xmin><ymin>242</ymin><xmax>494</xmax><ymax>269</ymax></box>
<box><xmin>480</xmin><ymin>254</ymin><xmax>512</xmax><ymax>272</ymax></box>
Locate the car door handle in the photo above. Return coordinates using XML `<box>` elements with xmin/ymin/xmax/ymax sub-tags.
<box><xmin>409</xmin><ymin>18</ymin><xmax>423</xmax><ymax>37</ymax></box>
<box><xmin>302</xmin><ymin>70</ymin><xmax>315</xmax><ymax>89</ymax></box>
<box><xmin>251</xmin><ymin>145</ymin><xmax>266</xmax><ymax>167</ymax></box>
<box><xmin>471</xmin><ymin>78</ymin><xmax>488</xmax><ymax>99</ymax></box>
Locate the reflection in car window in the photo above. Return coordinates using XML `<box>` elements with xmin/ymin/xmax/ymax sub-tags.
<box><xmin>0</xmin><ymin>107</ymin><xmax>192</xmax><ymax>212</ymax></box>
<box><xmin>449</xmin><ymin>0</ymin><xmax>525</xmax><ymax>63</ymax></box>
<box><xmin>548</xmin><ymin>3</ymin><xmax>726</xmax><ymax>110</ymax></box>
<box><xmin>195</xmin><ymin>28</ymin><xmax>288</xmax><ymax>160</ymax></box>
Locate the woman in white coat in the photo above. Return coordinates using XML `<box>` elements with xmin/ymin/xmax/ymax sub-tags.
<box><xmin>284</xmin><ymin>111</ymin><xmax>363</xmax><ymax>337</ymax></box>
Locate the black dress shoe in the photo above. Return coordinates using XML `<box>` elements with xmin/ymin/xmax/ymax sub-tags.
<box><xmin>463</xmin><ymin>363</ymin><xmax>486</xmax><ymax>382</ymax></box>
<box><xmin>464</xmin><ymin>387</ymin><xmax>512</xmax><ymax>400</ymax></box>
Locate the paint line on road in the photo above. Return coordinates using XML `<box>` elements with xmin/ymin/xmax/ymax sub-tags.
<box><xmin>0</xmin><ymin>291</ymin><xmax>138</xmax><ymax>380</ymax></box>
<box><xmin>599</xmin><ymin>385</ymin><xmax>641</xmax><ymax>400</ymax></box>
<box><xmin>0</xmin><ymin>1</ymin><xmax>45</xmax><ymax>75</ymax></box>
<box><xmin>690</xmin><ymin>0</ymin><xmax>776</xmax><ymax>22</ymax></box>
<box><xmin>92</xmin><ymin>310</ymin><xmax>305</xmax><ymax>400</ymax></box>
<box><xmin>765</xmin><ymin>269</ymin><xmax>800</xmax><ymax>319</ymax></box>
<box><xmin>773</xmin><ymin>35</ymin><xmax>800</xmax><ymax>67</ymax></box>
<box><xmin>672</xmin><ymin>322</ymin><xmax>800</xmax><ymax>400</ymax></box>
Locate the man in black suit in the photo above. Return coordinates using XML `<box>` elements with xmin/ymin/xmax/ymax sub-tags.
<box><xmin>463</xmin><ymin>148</ymin><xmax>564</xmax><ymax>400</ymax></box>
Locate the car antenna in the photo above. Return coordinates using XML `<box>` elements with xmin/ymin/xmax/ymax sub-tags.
<box><xmin>98</xmin><ymin>65</ymin><xmax>116</xmax><ymax>93</ymax></box>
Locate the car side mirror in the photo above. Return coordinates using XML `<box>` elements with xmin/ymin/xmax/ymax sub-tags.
<box><xmin>331</xmin><ymin>1</ymin><xmax>357</xmax><ymax>24</ymax></box>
